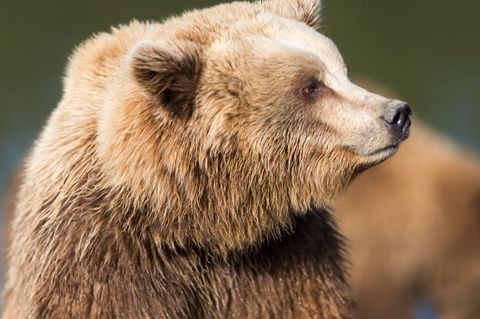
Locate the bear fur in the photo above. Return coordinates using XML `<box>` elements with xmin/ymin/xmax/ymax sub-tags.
<box><xmin>4</xmin><ymin>1</ymin><xmax>409</xmax><ymax>318</ymax></box>
<box><xmin>6</xmin><ymin>113</ymin><xmax>480</xmax><ymax>319</ymax></box>
<box><xmin>338</xmin><ymin>120</ymin><xmax>480</xmax><ymax>319</ymax></box>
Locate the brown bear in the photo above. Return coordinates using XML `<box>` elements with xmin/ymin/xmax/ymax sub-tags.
<box><xmin>3</xmin><ymin>1</ymin><xmax>411</xmax><ymax>318</ymax></box>
<box><xmin>335</xmin><ymin>81</ymin><xmax>480</xmax><ymax>319</ymax></box>
<box><xmin>6</xmin><ymin>93</ymin><xmax>480</xmax><ymax>319</ymax></box>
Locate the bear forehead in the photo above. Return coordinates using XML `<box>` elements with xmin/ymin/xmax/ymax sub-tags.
<box><xmin>210</xmin><ymin>13</ymin><xmax>347</xmax><ymax>81</ymax></box>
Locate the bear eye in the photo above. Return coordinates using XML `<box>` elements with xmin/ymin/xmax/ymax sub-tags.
<box><xmin>301</xmin><ymin>78</ymin><xmax>325</xmax><ymax>97</ymax></box>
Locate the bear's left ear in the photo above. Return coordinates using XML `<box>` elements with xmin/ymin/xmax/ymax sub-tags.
<box><xmin>131</xmin><ymin>40</ymin><xmax>202</xmax><ymax>117</ymax></box>
<box><xmin>261</xmin><ymin>0</ymin><xmax>322</xmax><ymax>29</ymax></box>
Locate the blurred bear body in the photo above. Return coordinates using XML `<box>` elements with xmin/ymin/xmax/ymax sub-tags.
<box><xmin>4</xmin><ymin>1</ymin><xmax>409</xmax><ymax>318</ymax></box>
<box><xmin>337</xmin><ymin>122</ymin><xmax>480</xmax><ymax>319</ymax></box>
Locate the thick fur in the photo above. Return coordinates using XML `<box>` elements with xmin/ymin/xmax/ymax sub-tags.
<box><xmin>4</xmin><ymin>1</ymin><xmax>407</xmax><ymax>318</ymax></box>
<box><xmin>1</xmin><ymin>164</ymin><xmax>23</xmax><ymax>273</ymax></box>
<box><xmin>6</xmin><ymin>121</ymin><xmax>480</xmax><ymax>319</ymax></box>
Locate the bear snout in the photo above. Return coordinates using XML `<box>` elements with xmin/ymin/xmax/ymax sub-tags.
<box><xmin>382</xmin><ymin>100</ymin><xmax>412</xmax><ymax>140</ymax></box>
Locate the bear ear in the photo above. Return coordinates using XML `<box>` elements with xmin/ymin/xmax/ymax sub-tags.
<box><xmin>261</xmin><ymin>0</ymin><xmax>322</xmax><ymax>29</ymax></box>
<box><xmin>131</xmin><ymin>40</ymin><xmax>202</xmax><ymax>117</ymax></box>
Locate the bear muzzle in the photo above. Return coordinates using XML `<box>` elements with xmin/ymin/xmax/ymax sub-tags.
<box><xmin>382</xmin><ymin>100</ymin><xmax>412</xmax><ymax>141</ymax></box>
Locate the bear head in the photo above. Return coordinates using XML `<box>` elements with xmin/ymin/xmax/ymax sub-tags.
<box><xmin>96</xmin><ymin>0</ymin><xmax>411</xmax><ymax>256</ymax></box>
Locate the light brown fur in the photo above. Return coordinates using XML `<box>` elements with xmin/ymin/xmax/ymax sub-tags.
<box><xmin>1</xmin><ymin>164</ymin><xmax>23</xmax><ymax>273</ymax></box>
<box><xmin>336</xmin><ymin>81</ymin><xmax>480</xmax><ymax>319</ymax></box>
<box><xmin>4</xmin><ymin>1</ymin><xmax>408</xmax><ymax>318</ymax></box>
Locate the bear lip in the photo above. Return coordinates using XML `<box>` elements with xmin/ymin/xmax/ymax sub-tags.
<box><xmin>367</xmin><ymin>144</ymin><xmax>399</xmax><ymax>157</ymax></box>
<box><xmin>363</xmin><ymin>144</ymin><xmax>400</xmax><ymax>164</ymax></box>
<box><xmin>345</xmin><ymin>143</ymin><xmax>399</xmax><ymax>159</ymax></box>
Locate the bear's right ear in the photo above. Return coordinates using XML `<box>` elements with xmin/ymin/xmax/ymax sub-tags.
<box><xmin>261</xmin><ymin>0</ymin><xmax>322</xmax><ymax>29</ymax></box>
<box><xmin>131</xmin><ymin>40</ymin><xmax>202</xmax><ymax>117</ymax></box>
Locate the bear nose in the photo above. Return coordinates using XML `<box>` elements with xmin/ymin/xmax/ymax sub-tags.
<box><xmin>383</xmin><ymin>100</ymin><xmax>412</xmax><ymax>137</ymax></box>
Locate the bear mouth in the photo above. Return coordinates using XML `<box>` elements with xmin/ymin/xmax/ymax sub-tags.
<box><xmin>364</xmin><ymin>144</ymin><xmax>400</xmax><ymax>163</ymax></box>
<box><xmin>342</xmin><ymin>143</ymin><xmax>400</xmax><ymax>166</ymax></box>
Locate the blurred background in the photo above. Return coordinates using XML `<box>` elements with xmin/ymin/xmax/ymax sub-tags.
<box><xmin>0</xmin><ymin>1</ymin><xmax>478</xmax><ymax>318</ymax></box>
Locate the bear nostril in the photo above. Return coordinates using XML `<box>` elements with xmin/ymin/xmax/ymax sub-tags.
<box><xmin>392</xmin><ymin>110</ymin><xmax>405</xmax><ymax>126</ymax></box>
<box><xmin>383</xmin><ymin>101</ymin><xmax>412</xmax><ymax>136</ymax></box>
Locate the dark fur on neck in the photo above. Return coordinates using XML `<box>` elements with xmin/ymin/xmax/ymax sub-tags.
<box><xmin>18</xmin><ymin>205</ymin><xmax>353</xmax><ymax>318</ymax></box>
